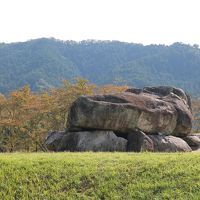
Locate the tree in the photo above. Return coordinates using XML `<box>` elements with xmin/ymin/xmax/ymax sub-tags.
<box><xmin>0</xmin><ymin>79</ymin><xmax>96</xmax><ymax>151</ymax></box>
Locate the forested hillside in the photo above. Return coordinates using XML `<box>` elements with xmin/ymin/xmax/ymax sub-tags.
<box><xmin>0</xmin><ymin>38</ymin><xmax>200</xmax><ymax>95</ymax></box>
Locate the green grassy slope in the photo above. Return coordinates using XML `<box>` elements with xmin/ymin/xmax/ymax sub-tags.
<box><xmin>0</xmin><ymin>153</ymin><xmax>200</xmax><ymax>199</ymax></box>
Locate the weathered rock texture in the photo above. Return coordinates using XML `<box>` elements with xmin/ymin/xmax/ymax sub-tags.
<box><xmin>148</xmin><ymin>135</ymin><xmax>192</xmax><ymax>152</ymax></box>
<box><xmin>182</xmin><ymin>135</ymin><xmax>200</xmax><ymax>150</ymax></box>
<box><xmin>127</xmin><ymin>130</ymin><xmax>154</xmax><ymax>152</ymax></box>
<box><xmin>45</xmin><ymin>131</ymin><xmax>127</xmax><ymax>152</ymax></box>
<box><xmin>68</xmin><ymin>86</ymin><xmax>192</xmax><ymax>137</ymax></box>
<box><xmin>45</xmin><ymin>131</ymin><xmax>65</xmax><ymax>151</ymax></box>
<box><xmin>126</xmin><ymin>130</ymin><xmax>191</xmax><ymax>152</ymax></box>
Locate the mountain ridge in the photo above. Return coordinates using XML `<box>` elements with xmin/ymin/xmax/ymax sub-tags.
<box><xmin>0</xmin><ymin>38</ymin><xmax>199</xmax><ymax>95</ymax></box>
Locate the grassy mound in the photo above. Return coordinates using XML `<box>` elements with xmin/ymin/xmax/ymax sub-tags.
<box><xmin>0</xmin><ymin>152</ymin><xmax>200</xmax><ymax>199</ymax></box>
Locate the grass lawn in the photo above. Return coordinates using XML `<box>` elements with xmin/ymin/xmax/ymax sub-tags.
<box><xmin>0</xmin><ymin>152</ymin><xmax>200</xmax><ymax>199</ymax></box>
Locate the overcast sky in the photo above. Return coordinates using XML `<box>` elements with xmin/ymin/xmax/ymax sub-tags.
<box><xmin>0</xmin><ymin>0</ymin><xmax>200</xmax><ymax>45</ymax></box>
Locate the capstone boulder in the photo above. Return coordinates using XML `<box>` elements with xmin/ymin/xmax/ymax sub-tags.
<box><xmin>68</xmin><ymin>86</ymin><xmax>193</xmax><ymax>136</ymax></box>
